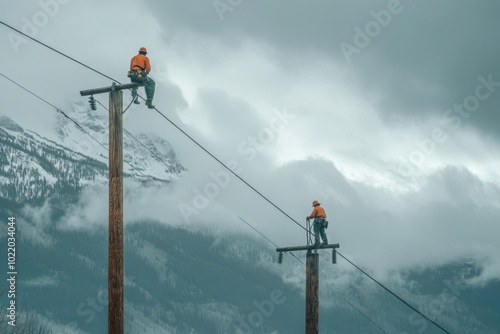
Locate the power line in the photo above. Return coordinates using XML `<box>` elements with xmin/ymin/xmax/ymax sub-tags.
<box><xmin>337</xmin><ymin>251</ymin><xmax>451</xmax><ymax>334</ymax></box>
<box><xmin>0</xmin><ymin>23</ymin><xmax>451</xmax><ymax>334</ymax></box>
<box><xmin>342</xmin><ymin>298</ymin><xmax>389</xmax><ymax>334</ymax></box>
<box><xmin>0</xmin><ymin>21</ymin><xmax>117</xmax><ymax>83</ymax></box>
<box><xmin>238</xmin><ymin>216</ymin><xmax>280</xmax><ymax>248</ymax></box>
<box><xmin>152</xmin><ymin>106</ymin><xmax>310</xmax><ymax>234</ymax></box>
<box><xmin>238</xmin><ymin>216</ymin><xmax>304</xmax><ymax>266</ymax></box>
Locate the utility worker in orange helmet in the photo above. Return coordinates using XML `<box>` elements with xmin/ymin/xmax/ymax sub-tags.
<box><xmin>306</xmin><ymin>200</ymin><xmax>328</xmax><ymax>246</ymax></box>
<box><xmin>128</xmin><ymin>47</ymin><xmax>156</xmax><ymax>109</ymax></box>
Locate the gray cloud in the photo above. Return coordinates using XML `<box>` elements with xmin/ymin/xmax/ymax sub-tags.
<box><xmin>144</xmin><ymin>0</ymin><xmax>500</xmax><ymax>138</ymax></box>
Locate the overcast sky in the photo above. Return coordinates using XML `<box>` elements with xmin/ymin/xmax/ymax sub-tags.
<box><xmin>1</xmin><ymin>0</ymin><xmax>500</xmax><ymax>285</ymax></box>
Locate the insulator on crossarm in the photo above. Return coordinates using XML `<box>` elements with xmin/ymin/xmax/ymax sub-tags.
<box><xmin>89</xmin><ymin>95</ymin><xmax>97</xmax><ymax>111</ymax></box>
<box><xmin>278</xmin><ymin>252</ymin><xmax>283</xmax><ymax>264</ymax></box>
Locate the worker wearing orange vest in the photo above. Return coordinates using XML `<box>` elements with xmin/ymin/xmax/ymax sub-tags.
<box><xmin>129</xmin><ymin>47</ymin><xmax>156</xmax><ymax>109</ymax></box>
<box><xmin>306</xmin><ymin>200</ymin><xmax>328</xmax><ymax>246</ymax></box>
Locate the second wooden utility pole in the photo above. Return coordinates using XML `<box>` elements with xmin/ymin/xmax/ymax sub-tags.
<box><xmin>277</xmin><ymin>215</ymin><xmax>339</xmax><ymax>334</ymax></box>
<box><xmin>306</xmin><ymin>252</ymin><xmax>319</xmax><ymax>334</ymax></box>
<box><xmin>277</xmin><ymin>243</ymin><xmax>339</xmax><ymax>334</ymax></box>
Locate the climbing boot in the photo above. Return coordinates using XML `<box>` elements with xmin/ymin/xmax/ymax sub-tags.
<box><xmin>133</xmin><ymin>97</ymin><xmax>140</xmax><ymax>104</ymax></box>
<box><xmin>146</xmin><ymin>101</ymin><xmax>155</xmax><ymax>109</ymax></box>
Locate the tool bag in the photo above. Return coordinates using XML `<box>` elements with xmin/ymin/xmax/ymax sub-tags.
<box><xmin>315</xmin><ymin>217</ymin><xmax>328</xmax><ymax>229</ymax></box>
<box><xmin>127</xmin><ymin>70</ymin><xmax>143</xmax><ymax>79</ymax></box>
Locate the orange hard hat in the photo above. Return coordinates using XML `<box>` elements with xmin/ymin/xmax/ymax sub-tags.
<box><xmin>139</xmin><ymin>47</ymin><xmax>147</xmax><ymax>53</ymax></box>
<box><xmin>312</xmin><ymin>200</ymin><xmax>320</xmax><ymax>207</ymax></box>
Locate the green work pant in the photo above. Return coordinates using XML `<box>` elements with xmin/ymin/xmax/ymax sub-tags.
<box><xmin>313</xmin><ymin>219</ymin><xmax>328</xmax><ymax>245</ymax></box>
<box><xmin>131</xmin><ymin>75</ymin><xmax>156</xmax><ymax>102</ymax></box>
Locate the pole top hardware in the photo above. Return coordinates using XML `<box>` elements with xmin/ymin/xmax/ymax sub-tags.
<box><xmin>80</xmin><ymin>82</ymin><xmax>144</xmax><ymax>97</ymax></box>
<box><xmin>276</xmin><ymin>243</ymin><xmax>340</xmax><ymax>264</ymax></box>
<box><xmin>276</xmin><ymin>243</ymin><xmax>340</xmax><ymax>253</ymax></box>
<box><xmin>88</xmin><ymin>95</ymin><xmax>97</xmax><ymax>111</ymax></box>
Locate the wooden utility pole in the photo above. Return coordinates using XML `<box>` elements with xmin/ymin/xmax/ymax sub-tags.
<box><xmin>306</xmin><ymin>253</ymin><xmax>319</xmax><ymax>334</ymax></box>
<box><xmin>108</xmin><ymin>87</ymin><xmax>124</xmax><ymax>334</ymax></box>
<box><xmin>80</xmin><ymin>82</ymin><xmax>142</xmax><ymax>334</ymax></box>
<box><xmin>276</xmin><ymin>220</ymin><xmax>339</xmax><ymax>334</ymax></box>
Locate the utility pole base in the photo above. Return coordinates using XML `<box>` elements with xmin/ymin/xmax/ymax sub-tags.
<box><xmin>306</xmin><ymin>253</ymin><xmax>319</xmax><ymax>334</ymax></box>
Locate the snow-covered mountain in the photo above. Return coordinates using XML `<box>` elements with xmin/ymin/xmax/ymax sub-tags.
<box><xmin>0</xmin><ymin>114</ymin><xmax>106</xmax><ymax>205</ymax></box>
<box><xmin>0</xmin><ymin>105</ymin><xmax>185</xmax><ymax>204</ymax></box>
<box><xmin>53</xmin><ymin>101</ymin><xmax>185</xmax><ymax>180</ymax></box>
